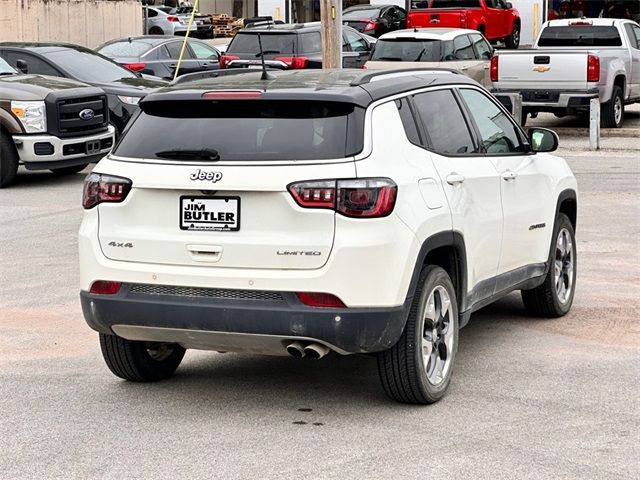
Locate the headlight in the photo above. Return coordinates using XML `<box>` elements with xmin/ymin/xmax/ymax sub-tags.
<box><xmin>11</xmin><ymin>101</ymin><xmax>47</xmax><ymax>133</ymax></box>
<box><xmin>117</xmin><ymin>95</ymin><xmax>141</xmax><ymax>106</ymax></box>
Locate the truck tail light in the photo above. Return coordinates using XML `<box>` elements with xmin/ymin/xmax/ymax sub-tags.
<box><xmin>219</xmin><ymin>54</ymin><xmax>239</xmax><ymax>69</ymax></box>
<box><xmin>363</xmin><ymin>21</ymin><xmax>378</xmax><ymax>32</ymax></box>
<box><xmin>82</xmin><ymin>173</ymin><xmax>132</xmax><ymax>209</ymax></box>
<box><xmin>296</xmin><ymin>292</ymin><xmax>346</xmax><ymax>308</ymax></box>
<box><xmin>123</xmin><ymin>63</ymin><xmax>146</xmax><ymax>72</ymax></box>
<box><xmin>275</xmin><ymin>56</ymin><xmax>309</xmax><ymax>69</ymax></box>
<box><xmin>490</xmin><ymin>55</ymin><xmax>499</xmax><ymax>82</ymax></box>
<box><xmin>587</xmin><ymin>55</ymin><xmax>600</xmax><ymax>82</ymax></box>
<box><xmin>288</xmin><ymin>178</ymin><xmax>397</xmax><ymax>218</ymax></box>
<box><xmin>89</xmin><ymin>281</ymin><xmax>122</xmax><ymax>295</ymax></box>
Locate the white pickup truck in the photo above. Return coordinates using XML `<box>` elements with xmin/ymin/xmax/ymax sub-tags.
<box><xmin>491</xmin><ymin>18</ymin><xmax>640</xmax><ymax>127</ymax></box>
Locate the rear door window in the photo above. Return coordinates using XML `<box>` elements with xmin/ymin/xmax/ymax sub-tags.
<box><xmin>300</xmin><ymin>32</ymin><xmax>322</xmax><ymax>53</ymax></box>
<box><xmin>470</xmin><ymin>33</ymin><xmax>492</xmax><ymax>60</ymax></box>
<box><xmin>538</xmin><ymin>26</ymin><xmax>623</xmax><ymax>47</ymax></box>
<box><xmin>114</xmin><ymin>100</ymin><xmax>364</xmax><ymax>161</ymax></box>
<box><xmin>165</xmin><ymin>41</ymin><xmax>193</xmax><ymax>59</ymax></box>
<box><xmin>453</xmin><ymin>35</ymin><xmax>474</xmax><ymax>60</ymax></box>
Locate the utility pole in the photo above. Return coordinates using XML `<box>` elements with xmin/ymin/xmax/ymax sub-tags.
<box><xmin>320</xmin><ymin>0</ymin><xmax>342</xmax><ymax>69</ymax></box>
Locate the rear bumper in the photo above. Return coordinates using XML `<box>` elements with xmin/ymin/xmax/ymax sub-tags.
<box><xmin>492</xmin><ymin>88</ymin><xmax>599</xmax><ymax>110</ymax></box>
<box><xmin>13</xmin><ymin>126</ymin><xmax>115</xmax><ymax>167</ymax></box>
<box><xmin>80</xmin><ymin>284</ymin><xmax>408</xmax><ymax>354</ymax></box>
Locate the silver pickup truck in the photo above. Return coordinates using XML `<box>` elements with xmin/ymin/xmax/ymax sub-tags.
<box><xmin>491</xmin><ymin>18</ymin><xmax>640</xmax><ymax>127</ymax></box>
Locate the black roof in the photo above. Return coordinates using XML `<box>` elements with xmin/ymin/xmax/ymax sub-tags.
<box><xmin>142</xmin><ymin>68</ymin><xmax>478</xmax><ymax>108</ymax></box>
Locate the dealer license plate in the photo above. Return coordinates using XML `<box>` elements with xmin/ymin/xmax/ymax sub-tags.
<box><xmin>180</xmin><ymin>196</ymin><xmax>240</xmax><ymax>231</ymax></box>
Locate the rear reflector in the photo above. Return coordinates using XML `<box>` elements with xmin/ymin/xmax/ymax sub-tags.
<box><xmin>89</xmin><ymin>281</ymin><xmax>122</xmax><ymax>295</ymax></box>
<box><xmin>123</xmin><ymin>63</ymin><xmax>146</xmax><ymax>72</ymax></box>
<box><xmin>202</xmin><ymin>91</ymin><xmax>263</xmax><ymax>99</ymax></box>
<box><xmin>296</xmin><ymin>292</ymin><xmax>346</xmax><ymax>308</ymax></box>
<box><xmin>490</xmin><ymin>55</ymin><xmax>499</xmax><ymax>82</ymax></box>
<box><xmin>82</xmin><ymin>173</ymin><xmax>132</xmax><ymax>209</ymax></box>
<box><xmin>587</xmin><ymin>55</ymin><xmax>600</xmax><ymax>82</ymax></box>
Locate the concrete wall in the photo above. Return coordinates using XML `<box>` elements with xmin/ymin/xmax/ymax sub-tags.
<box><xmin>0</xmin><ymin>0</ymin><xmax>142</xmax><ymax>48</ymax></box>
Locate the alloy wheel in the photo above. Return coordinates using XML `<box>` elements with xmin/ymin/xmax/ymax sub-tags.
<box><xmin>422</xmin><ymin>285</ymin><xmax>454</xmax><ymax>386</ymax></box>
<box><xmin>554</xmin><ymin>228</ymin><xmax>574</xmax><ymax>304</ymax></box>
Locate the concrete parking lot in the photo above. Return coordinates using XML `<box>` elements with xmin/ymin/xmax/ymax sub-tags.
<box><xmin>0</xmin><ymin>152</ymin><xmax>638</xmax><ymax>479</ymax></box>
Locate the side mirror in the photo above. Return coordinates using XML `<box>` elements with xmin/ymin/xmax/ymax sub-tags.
<box><xmin>16</xmin><ymin>59</ymin><xmax>28</xmax><ymax>74</ymax></box>
<box><xmin>529</xmin><ymin>127</ymin><xmax>559</xmax><ymax>153</ymax></box>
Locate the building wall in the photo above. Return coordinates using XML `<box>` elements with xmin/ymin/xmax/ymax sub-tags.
<box><xmin>0</xmin><ymin>0</ymin><xmax>142</xmax><ymax>48</ymax></box>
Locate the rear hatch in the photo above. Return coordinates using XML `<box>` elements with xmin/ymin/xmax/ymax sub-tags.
<box><xmin>96</xmin><ymin>96</ymin><xmax>364</xmax><ymax>270</ymax></box>
<box><xmin>223</xmin><ymin>31</ymin><xmax>300</xmax><ymax>69</ymax></box>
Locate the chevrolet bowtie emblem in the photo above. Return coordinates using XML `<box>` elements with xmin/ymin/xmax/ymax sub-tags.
<box><xmin>533</xmin><ymin>66</ymin><xmax>551</xmax><ymax>73</ymax></box>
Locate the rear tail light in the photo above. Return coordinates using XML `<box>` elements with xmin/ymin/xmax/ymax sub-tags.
<box><xmin>123</xmin><ymin>63</ymin><xmax>146</xmax><ymax>72</ymax></box>
<box><xmin>587</xmin><ymin>55</ymin><xmax>600</xmax><ymax>82</ymax></box>
<box><xmin>296</xmin><ymin>292</ymin><xmax>346</xmax><ymax>308</ymax></box>
<box><xmin>219</xmin><ymin>54</ymin><xmax>239</xmax><ymax>68</ymax></box>
<box><xmin>288</xmin><ymin>178</ymin><xmax>397</xmax><ymax>218</ymax></box>
<box><xmin>569</xmin><ymin>20</ymin><xmax>593</xmax><ymax>26</ymax></box>
<box><xmin>363</xmin><ymin>21</ymin><xmax>378</xmax><ymax>32</ymax></box>
<box><xmin>275</xmin><ymin>56</ymin><xmax>309</xmax><ymax>69</ymax></box>
<box><xmin>490</xmin><ymin>55</ymin><xmax>499</xmax><ymax>82</ymax></box>
<box><xmin>167</xmin><ymin>15</ymin><xmax>180</xmax><ymax>22</ymax></box>
<box><xmin>89</xmin><ymin>281</ymin><xmax>122</xmax><ymax>295</ymax></box>
<box><xmin>202</xmin><ymin>91</ymin><xmax>262</xmax><ymax>99</ymax></box>
<box><xmin>82</xmin><ymin>173</ymin><xmax>132</xmax><ymax>209</ymax></box>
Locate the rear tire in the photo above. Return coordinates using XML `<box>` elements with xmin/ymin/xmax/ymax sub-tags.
<box><xmin>99</xmin><ymin>333</ymin><xmax>185</xmax><ymax>382</ymax></box>
<box><xmin>50</xmin><ymin>164</ymin><xmax>88</xmax><ymax>175</ymax></box>
<box><xmin>521</xmin><ymin>213</ymin><xmax>576</xmax><ymax>317</ymax></box>
<box><xmin>601</xmin><ymin>86</ymin><xmax>624</xmax><ymax>128</ymax></box>
<box><xmin>505</xmin><ymin>23</ymin><xmax>521</xmax><ymax>49</ymax></box>
<box><xmin>0</xmin><ymin>131</ymin><xmax>19</xmax><ymax>188</ymax></box>
<box><xmin>377</xmin><ymin>265</ymin><xmax>458</xmax><ymax>404</ymax></box>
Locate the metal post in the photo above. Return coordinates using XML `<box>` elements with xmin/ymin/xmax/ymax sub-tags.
<box><xmin>510</xmin><ymin>93</ymin><xmax>523</xmax><ymax>126</ymax></box>
<box><xmin>589</xmin><ymin>98</ymin><xmax>600</xmax><ymax>150</ymax></box>
<box><xmin>320</xmin><ymin>0</ymin><xmax>342</xmax><ymax>69</ymax></box>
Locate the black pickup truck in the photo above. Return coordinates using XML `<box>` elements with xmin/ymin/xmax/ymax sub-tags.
<box><xmin>0</xmin><ymin>56</ymin><xmax>114</xmax><ymax>187</ymax></box>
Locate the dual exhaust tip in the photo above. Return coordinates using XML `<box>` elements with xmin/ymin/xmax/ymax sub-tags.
<box><xmin>286</xmin><ymin>341</ymin><xmax>330</xmax><ymax>360</ymax></box>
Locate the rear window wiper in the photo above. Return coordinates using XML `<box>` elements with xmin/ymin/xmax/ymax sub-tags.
<box><xmin>155</xmin><ymin>148</ymin><xmax>220</xmax><ymax>161</ymax></box>
<box><xmin>256</xmin><ymin>50</ymin><xmax>281</xmax><ymax>57</ymax></box>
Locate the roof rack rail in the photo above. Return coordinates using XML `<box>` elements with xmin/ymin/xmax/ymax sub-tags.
<box><xmin>350</xmin><ymin>68</ymin><xmax>462</xmax><ymax>86</ymax></box>
<box><xmin>170</xmin><ymin>68</ymin><xmax>277</xmax><ymax>85</ymax></box>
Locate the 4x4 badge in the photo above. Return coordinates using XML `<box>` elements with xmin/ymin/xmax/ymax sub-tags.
<box><xmin>190</xmin><ymin>169</ymin><xmax>223</xmax><ymax>182</ymax></box>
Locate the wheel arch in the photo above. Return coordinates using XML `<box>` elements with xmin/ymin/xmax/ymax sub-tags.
<box><xmin>556</xmin><ymin>188</ymin><xmax>577</xmax><ymax>231</ymax></box>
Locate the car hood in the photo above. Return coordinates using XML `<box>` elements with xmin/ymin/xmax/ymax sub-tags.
<box><xmin>0</xmin><ymin>74</ymin><xmax>94</xmax><ymax>101</ymax></box>
<box><xmin>92</xmin><ymin>76</ymin><xmax>168</xmax><ymax>96</ymax></box>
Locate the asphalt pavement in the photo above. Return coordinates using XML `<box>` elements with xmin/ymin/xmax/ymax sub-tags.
<box><xmin>0</xmin><ymin>153</ymin><xmax>638</xmax><ymax>479</ymax></box>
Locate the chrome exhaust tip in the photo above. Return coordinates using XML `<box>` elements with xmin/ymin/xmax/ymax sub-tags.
<box><xmin>286</xmin><ymin>341</ymin><xmax>306</xmax><ymax>358</ymax></box>
<box><xmin>303</xmin><ymin>343</ymin><xmax>331</xmax><ymax>360</ymax></box>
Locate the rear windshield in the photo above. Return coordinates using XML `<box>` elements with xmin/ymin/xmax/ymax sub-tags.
<box><xmin>98</xmin><ymin>41</ymin><xmax>153</xmax><ymax>58</ymax></box>
<box><xmin>538</xmin><ymin>26</ymin><xmax>623</xmax><ymax>47</ymax></box>
<box><xmin>227</xmin><ymin>33</ymin><xmax>298</xmax><ymax>55</ymax></box>
<box><xmin>113</xmin><ymin>100</ymin><xmax>364</xmax><ymax>161</ymax></box>
<box><xmin>426</xmin><ymin>0</ymin><xmax>481</xmax><ymax>8</ymax></box>
<box><xmin>371</xmin><ymin>39</ymin><xmax>447</xmax><ymax>62</ymax></box>
<box><xmin>343</xmin><ymin>8</ymin><xmax>380</xmax><ymax>19</ymax></box>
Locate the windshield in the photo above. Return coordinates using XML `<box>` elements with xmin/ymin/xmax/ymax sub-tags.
<box><xmin>538</xmin><ymin>26</ymin><xmax>623</xmax><ymax>47</ymax></box>
<box><xmin>114</xmin><ymin>100</ymin><xmax>364</xmax><ymax>161</ymax></box>
<box><xmin>0</xmin><ymin>57</ymin><xmax>17</xmax><ymax>74</ymax></box>
<box><xmin>343</xmin><ymin>8</ymin><xmax>380</xmax><ymax>19</ymax></box>
<box><xmin>98</xmin><ymin>41</ymin><xmax>153</xmax><ymax>58</ymax></box>
<box><xmin>47</xmin><ymin>49</ymin><xmax>137</xmax><ymax>83</ymax></box>
<box><xmin>426</xmin><ymin>0</ymin><xmax>482</xmax><ymax>8</ymax></box>
<box><xmin>227</xmin><ymin>33</ymin><xmax>298</xmax><ymax>55</ymax></box>
<box><xmin>371</xmin><ymin>39</ymin><xmax>445</xmax><ymax>62</ymax></box>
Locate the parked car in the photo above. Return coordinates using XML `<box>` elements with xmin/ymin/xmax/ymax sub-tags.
<box><xmin>342</xmin><ymin>3</ymin><xmax>407</xmax><ymax>37</ymax></box>
<box><xmin>144</xmin><ymin>6</ymin><xmax>213</xmax><ymax>39</ymax></box>
<box><xmin>0</xmin><ymin>56</ymin><xmax>114</xmax><ymax>187</ymax></box>
<box><xmin>97</xmin><ymin>36</ymin><xmax>221</xmax><ymax>80</ymax></box>
<box><xmin>491</xmin><ymin>18</ymin><xmax>640</xmax><ymax>127</ymax></box>
<box><xmin>79</xmin><ymin>68</ymin><xmax>577</xmax><ymax>404</ymax></box>
<box><xmin>365</xmin><ymin>28</ymin><xmax>493</xmax><ymax>87</ymax></box>
<box><xmin>0</xmin><ymin>43</ymin><xmax>168</xmax><ymax>136</ymax></box>
<box><xmin>220</xmin><ymin>22</ymin><xmax>375</xmax><ymax>70</ymax></box>
<box><xmin>408</xmin><ymin>0</ymin><xmax>521</xmax><ymax>49</ymax></box>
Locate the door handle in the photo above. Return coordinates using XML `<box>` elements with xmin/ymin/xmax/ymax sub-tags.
<box><xmin>502</xmin><ymin>171</ymin><xmax>518</xmax><ymax>181</ymax></box>
<box><xmin>446</xmin><ymin>173</ymin><xmax>465</xmax><ymax>185</ymax></box>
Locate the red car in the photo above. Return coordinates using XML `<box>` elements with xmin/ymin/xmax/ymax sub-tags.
<box><xmin>408</xmin><ymin>0</ymin><xmax>521</xmax><ymax>49</ymax></box>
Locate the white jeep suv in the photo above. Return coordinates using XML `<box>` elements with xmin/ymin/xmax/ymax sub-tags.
<box><xmin>79</xmin><ymin>69</ymin><xmax>577</xmax><ymax>404</ymax></box>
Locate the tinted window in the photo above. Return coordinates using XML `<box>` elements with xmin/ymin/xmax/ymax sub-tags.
<box><xmin>227</xmin><ymin>32</ymin><xmax>297</xmax><ymax>55</ymax></box>
<box><xmin>345</xmin><ymin>30</ymin><xmax>369</xmax><ymax>52</ymax></box>
<box><xmin>300</xmin><ymin>32</ymin><xmax>322</xmax><ymax>52</ymax></box>
<box><xmin>538</xmin><ymin>26</ymin><xmax>622</xmax><ymax>47</ymax></box>
<box><xmin>166</xmin><ymin>41</ymin><xmax>193</xmax><ymax>59</ymax></box>
<box><xmin>625</xmin><ymin>24</ymin><xmax>640</xmax><ymax>49</ymax></box>
<box><xmin>0</xmin><ymin>56</ymin><xmax>16</xmax><ymax>74</ymax></box>
<box><xmin>371</xmin><ymin>39</ymin><xmax>443</xmax><ymax>62</ymax></box>
<box><xmin>2</xmin><ymin>51</ymin><xmax>61</xmax><ymax>77</ymax></box>
<box><xmin>46</xmin><ymin>49</ymin><xmax>136</xmax><ymax>82</ymax></box>
<box><xmin>453</xmin><ymin>35</ymin><xmax>474</xmax><ymax>60</ymax></box>
<box><xmin>413</xmin><ymin>90</ymin><xmax>475</xmax><ymax>155</ymax></box>
<box><xmin>146</xmin><ymin>8</ymin><xmax>158</xmax><ymax>17</ymax></box>
<box><xmin>189</xmin><ymin>41</ymin><xmax>219</xmax><ymax>59</ymax></box>
<box><xmin>114</xmin><ymin>101</ymin><xmax>364</xmax><ymax>161</ymax></box>
<box><xmin>395</xmin><ymin>98</ymin><xmax>421</xmax><ymax>146</ymax></box>
<box><xmin>459</xmin><ymin>89</ymin><xmax>524</xmax><ymax>154</ymax></box>
<box><xmin>470</xmin><ymin>33</ymin><xmax>492</xmax><ymax>60</ymax></box>
<box><xmin>98</xmin><ymin>41</ymin><xmax>153</xmax><ymax>58</ymax></box>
